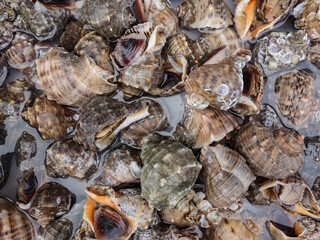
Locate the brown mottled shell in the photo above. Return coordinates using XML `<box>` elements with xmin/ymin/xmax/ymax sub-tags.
<box><xmin>36</xmin><ymin>48</ymin><xmax>116</xmax><ymax>107</ymax></box>
<box><xmin>0</xmin><ymin>21</ymin><xmax>14</xmax><ymax>50</ymax></box>
<box><xmin>14</xmin><ymin>131</ymin><xmax>37</xmax><ymax>167</ymax></box>
<box><xmin>176</xmin><ymin>0</ymin><xmax>233</xmax><ymax>30</ymax></box>
<box><xmin>38</xmin><ymin>218</ymin><xmax>73</xmax><ymax>240</ymax></box>
<box><xmin>0</xmin><ymin>0</ymin><xmax>18</xmax><ymax>22</ymax></box>
<box><xmin>172</xmin><ymin>106</ymin><xmax>240</xmax><ymax>149</ymax></box>
<box><xmin>274</xmin><ymin>69</ymin><xmax>315</xmax><ymax>125</ymax></box>
<box><xmin>17</xmin><ymin>168</ymin><xmax>38</xmax><ymax>204</ymax></box>
<box><xmin>80</xmin><ymin>0</ymin><xmax>136</xmax><ymax>38</ymax></box>
<box><xmin>0</xmin><ymin>197</ymin><xmax>36</xmax><ymax>240</ymax></box>
<box><xmin>59</xmin><ymin>19</ymin><xmax>87</xmax><ymax>51</ymax></box>
<box><xmin>235</xmin><ymin>121</ymin><xmax>304</xmax><ymax>179</ymax></box>
<box><xmin>22</xmin><ymin>96</ymin><xmax>78</xmax><ymax>140</ymax></box>
<box><xmin>308</xmin><ymin>42</ymin><xmax>320</xmax><ymax>69</ymax></box>
<box><xmin>0</xmin><ymin>153</ymin><xmax>12</xmax><ymax>189</ymax></box>
<box><xmin>73</xmin><ymin>220</ymin><xmax>95</xmax><ymax>240</ymax></box>
<box><xmin>200</xmin><ymin>144</ymin><xmax>255</xmax><ymax>209</ymax></box>
<box><xmin>74</xmin><ymin>31</ymin><xmax>114</xmax><ymax>72</ymax></box>
<box><xmin>95</xmin><ymin>145</ymin><xmax>141</xmax><ymax>187</ymax></box>
<box><xmin>45</xmin><ymin>138</ymin><xmax>99</xmax><ymax>180</ymax></box>
<box><xmin>19</xmin><ymin>182</ymin><xmax>75</xmax><ymax>227</ymax></box>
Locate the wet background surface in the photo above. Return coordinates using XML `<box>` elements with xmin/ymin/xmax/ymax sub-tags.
<box><xmin>1</xmin><ymin>0</ymin><xmax>320</xmax><ymax>239</ymax></box>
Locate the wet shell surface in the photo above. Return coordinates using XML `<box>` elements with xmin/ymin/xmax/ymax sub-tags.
<box><xmin>45</xmin><ymin>138</ymin><xmax>99</xmax><ymax>180</ymax></box>
<box><xmin>19</xmin><ymin>182</ymin><xmax>76</xmax><ymax>227</ymax></box>
<box><xmin>172</xmin><ymin>105</ymin><xmax>241</xmax><ymax>149</ymax></box>
<box><xmin>140</xmin><ymin>134</ymin><xmax>202</xmax><ymax>210</ymax></box>
<box><xmin>200</xmin><ymin>144</ymin><xmax>256</xmax><ymax>209</ymax></box>
<box><xmin>14</xmin><ymin>131</ymin><xmax>37</xmax><ymax>167</ymax></box>
<box><xmin>80</xmin><ymin>0</ymin><xmax>136</xmax><ymax>38</ymax></box>
<box><xmin>274</xmin><ymin>69</ymin><xmax>315</xmax><ymax>125</ymax></box>
<box><xmin>0</xmin><ymin>197</ymin><xmax>36</xmax><ymax>240</ymax></box>
<box><xmin>0</xmin><ymin>21</ymin><xmax>14</xmax><ymax>50</ymax></box>
<box><xmin>17</xmin><ymin>168</ymin><xmax>38</xmax><ymax>204</ymax></box>
<box><xmin>22</xmin><ymin>96</ymin><xmax>78</xmax><ymax>140</ymax></box>
<box><xmin>176</xmin><ymin>0</ymin><xmax>233</xmax><ymax>30</ymax></box>
<box><xmin>59</xmin><ymin>19</ymin><xmax>87</xmax><ymax>51</ymax></box>
<box><xmin>36</xmin><ymin>48</ymin><xmax>116</xmax><ymax>107</ymax></box>
<box><xmin>235</xmin><ymin>121</ymin><xmax>304</xmax><ymax>179</ymax></box>
<box><xmin>38</xmin><ymin>218</ymin><xmax>73</xmax><ymax>240</ymax></box>
<box><xmin>0</xmin><ymin>153</ymin><xmax>12</xmax><ymax>189</ymax></box>
<box><xmin>94</xmin><ymin>145</ymin><xmax>141</xmax><ymax>187</ymax></box>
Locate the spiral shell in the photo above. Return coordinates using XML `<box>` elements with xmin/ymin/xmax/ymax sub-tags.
<box><xmin>235</xmin><ymin>121</ymin><xmax>304</xmax><ymax>179</ymax></box>
<box><xmin>36</xmin><ymin>48</ymin><xmax>116</xmax><ymax>107</ymax></box>
<box><xmin>14</xmin><ymin>131</ymin><xmax>37</xmax><ymax>167</ymax></box>
<box><xmin>274</xmin><ymin>69</ymin><xmax>315</xmax><ymax>125</ymax></box>
<box><xmin>45</xmin><ymin>138</ymin><xmax>99</xmax><ymax>180</ymax></box>
<box><xmin>59</xmin><ymin>19</ymin><xmax>87</xmax><ymax>51</ymax></box>
<box><xmin>38</xmin><ymin>218</ymin><xmax>73</xmax><ymax>240</ymax></box>
<box><xmin>0</xmin><ymin>153</ymin><xmax>12</xmax><ymax>189</ymax></box>
<box><xmin>22</xmin><ymin>96</ymin><xmax>78</xmax><ymax>140</ymax></box>
<box><xmin>0</xmin><ymin>197</ymin><xmax>36</xmax><ymax>240</ymax></box>
<box><xmin>17</xmin><ymin>168</ymin><xmax>38</xmax><ymax>204</ymax></box>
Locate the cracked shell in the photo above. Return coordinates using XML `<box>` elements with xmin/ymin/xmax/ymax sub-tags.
<box><xmin>140</xmin><ymin>134</ymin><xmax>202</xmax><ymax>210</ymax></box>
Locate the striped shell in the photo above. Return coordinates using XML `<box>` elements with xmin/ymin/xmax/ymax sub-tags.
<box><xmin>214</xmin><ymin>219</ymin><xmax>258</xmax><ymax>240</ymax></box>
<box><xmin>17</xmin><ymin>168</ymin><xmax>38</xmax><ymax>204</ymax></box>
<box><xmin>200</xmin><ymin>144</ymin><xmax>256</xmax><ymax>209</ymax></box>
<box><xmin>0</xmin><ymin>197</ymin><xmax>36</xmax><ymax>240</ymax></box>
<box><xmin>59</xmin><ymin>19</ymin><xmax>87</xmax><ymax>51</ymax></box>
<box><xmin>274</xmin><ymin>69</ymin><xmax>315</xmax><ymax>125</ymax></box>
<box><xmin>22</xmin><ymin>96</ymin><xmax>78</xmax><ymax>140</ymax></box>
<box><xmin>38</xmin><ymin>218</ymin><xmax>73</xmax><ymax>240</ymax></box>
<box><xmin>36</xmin><ymin>48</ymin><xmax>116</xmax><ymax>107</ymax></box>
<box><xmin>235</xmin><ymin>121</ymin><xmax>304</xmax><ymax>179</ymax></box>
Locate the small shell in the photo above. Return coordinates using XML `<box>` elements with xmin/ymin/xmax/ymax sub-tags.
<box><xmin>59</xmin><ymin>19</ymin><xmax>87</xmax><ymax>51</ymax></box>
<box><xmin>235</xmin><ymin>121</ymin><xmax>304</xmax><ymax>179</ymax></box>
<box><xmin>45</xmin><ymin>138</ymin><xmax>99</xmax><ymax>180</ymax></box>
<box><xmin>34</xmin><ymin>0</ymin><xmax>75</xmax><ymax>10</ymax></box>
<box><xmin>17</xmin><ymin>168</ymin><xmax>38</xmax><ymax>204</ymax></box>
<box><xmin>95</xmin><ymin>145</ymin><xmax>141</xmax><ymax>187</ymax></box>
<box><xmin>36</xmin><ymin>48</ymin><xmax>116</xmax><ymax>107</ymax></box>
<box><xmin>200</xmin><ymin>144</ymin><xmax>255</xmax><ymax>209</ymax></box>
<box><xmin>19</xmin><ymin>182</ymin><xmax>76</xmax><ymax>227</ymax></box>
<box><xmin>308</xmin><ymin>42</ymin><xmax>320</xmax><ymax>69</ymax></box>
<box><xmin>80</xmin><ymin>0</ymin><xmax>136</xmax><ymax>38</ymax></box>
<box><xmin>0</xmin><ymin>197</ymin><xmax>36</xmax><ymax>240</ymax></box>
<box><xmin>274</xmin><ymin>69</ymin><xmax>315</xmax><ymax>125</ymax></box>
<box><xmin>73</xmin><ymin>220</ymin><xmax>95</xmax><ymax>240</ymax></box>
<box><xmin>0</xmin><ymin>52</ymin><xmax>7</xmax><ymax>84</ymax></box>
<box><xmin>312</xmin><ymin>175</ymin><xmax>320</xmax><ymax>200</ymax></box>
<box><xmin>74</xmin><ymin>31</ymin><xmax>114</xmax><ymax>72</ymax></box>
<box><xmin>38</xmin><ymin>218</ymin><xmax>73</xmax><ymax>240</ymax></box>
<box><xmin>14</xmin><ymin>131</ymin><xmax>37</xmax><ymax>167</ymax></box>
<box><xmin>0</xmin><ymin>153</ymin><xmax>12</xmax><ymax>189</ymax></box>
<box><xmin>251</xmin><ymin>104</ymin><xmax>283</xmax><ymax>129</ymax></box>
<box><xmin>172</xmin><ymin>105</ymin><xmax>241</xmax><ymax>149</ymax></box>
<box><xmin>176</xmin><ymin>0</ymin><xmax>233</xmax><ymax>30</ymax></box>
<box><xmin>141</xmin><ymin>134</ymin><xmax>202</xmax><ymax>210</ymax></box>
<box><xmin>0</xmin><ymin>21</ymin><xmax>14</xmax><ymax>50</ymax></box>
<box><xmin>22</xmin><ymin>96</ymin><xmax>78</xmax><ymax>140</ymax></box>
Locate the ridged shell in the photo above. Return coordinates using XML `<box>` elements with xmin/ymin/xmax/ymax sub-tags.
<box><xmin>74</xmin><ymin>31</ymin><xmax>114</xmax><ymax>72</ymax></box>
<box><xmin>95</xmin><ymin>145</ymin><xmax>141</xmax><ymax>187</ymax></box>
<box><xmin>17</xmin><ymin>168</ymin><xmax>38</xmax><ymax>204</ymax></box>
<box><xmin>141</xmin><ymin>134</ymin><xmax>202</xmax><ymax>210</ymax></box>
<box><xmin>0</xmin><ymin>197</ymin><xmax>36</xmax><ymax>240</ymax></box>
<box><xmin>214</xmin><ymin>219</ymin><xmax>258</xmax><ymax>240</ymax></box>
<box><xmin>0</xmin><ymin>21</ymin><xmax>14</xmax><ymax>50</ymax></box>
<box><xmin>19</xmin><ymin>182</ymin><xmax>75</xmax><ymax>227</ymax></box>
<box><xmin>14</xmin><ymin>131</ymin><xmax>37</xmax><ymax>167</ymax></box>
<box><xmin>200</xmin><ymin>144</ymin><xmax>255</xmax><ymax>209</ymax></box>
<box><xmin>0</xmin><ymin>52</ymin><xmax>7</xmax><ymax>84</ymax></box>
<box><xmin>13</xmin><ymin>1</ymin><xmax>70</xmax><ymax>41</ymax></box>
<box><xmin>59</xmin><ymin>19</ymin><xmax>87</xmax><ymax>51</ymax></box>
<box><xmin>34</xmin><ymin>0</ymin><xmax>75</xmax><ymax>10</ymax></box>
<box><xmin>73</xmin><ymin>220</ymin><xmax>95</xmax><ymax>240</ymax></box>
<box><xmin>185</xmin><ymin>50</ymin><xmax>251</xmax><ymax>110</ymax></box>
<box><xmin>38</xmin><ymin>218</ymin><xmax>73</xmax><ymax>240</ymax></box>
<box><xmin>45</xmin><ymin>138</ymin><xmax>99</xmax><ymax>180</ymax></box>
<box><xmin>172</xmin><ymin>106</ymin><xmax>240</xmax><ymax>149</ymax></box>
<box><xmin>22</xmin><ymin>96</ymin><xmax>78</xmax><ymax>140</ymax></box>
<box><xmin>36</xmin><ymin>48</ymin><xmax>116</xmax><ymax>107</ymax></box>
<box><xmin>0</xmin><ymin>0</ymin><xmax>19</xmax><ymax>21</ymax></box>
<box><xmin>274</xmin><ymin>69</ymin><xmax>315</xmax><ymax>125</ymax></box>
<box><xmin>235</xmin><ymin>121</ymin><xmax>304</xmax><ymax>179</ymax></box>
<box><xmin>176</xmin><ymin>0</ymin><xmax>233</xmax><ymax>30</ymax></box>
<box><xmin>80</xmin><ymin>0</ymin><xmax>136</xmax><ymax>38</ymax></box>
<box><xmin>308</xmin><ymin>42</ymin><xmax>320</xmax><ymax>69</ymax></box>
<box><xmin>0</xmin><ymin>153</ymin><xmax>12</xmax><ymax>189</ymax></box>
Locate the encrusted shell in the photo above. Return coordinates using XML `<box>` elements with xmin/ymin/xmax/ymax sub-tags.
<box><xmin>0</xmin><ymin>197</ymin><xmax>36</xmax><ymax>240</ymax></box>
<box><xmin>38</xmin><ymin>218</ymin><xmax>73</xmax><ymax>240</ymax></box>
<box><xmin>14</xmin><ymin>131</ymin><xmax>37</xmax><ymax>167</ymax></box>
<box><xmin>0</xmin><ymin>153</ymin><xmax>12</xmax><ymax>189</ymax></box>
<box><xmin>0</xmin><ymin>0</ymin><xmax>19</xmax><ymax>21</ymax></box>
<box><xmin>140</xmin><ymin>134</ymin><xmax>202</xmax><ymax>210</ymax></box>
<box><xmin>95</xmin><ymin>145</ymin><xmax>141</xmax><ymax>187</ymax></box>
<box><xmin>0</xmin><ymin>21</ymin><xmax>14</xmax><ymax>50</ymax></box>
<box><xmin>22</xmin><ymin>96</ymin><xmax>78</xmax><ymax>140</ymax></box>
<box><xmin>36</xmin><ymin>48</ymin><xmax>116</xmax><ymax>107</ymax></box>
<box><xmin>80</xmin><ymin>0</ymin><xmax>136</xmax><ymax>38</ymax></box>
<box><xmin>45</xmin><ymin>138</ymin><xmax>99</xmax><ymax>180</ymax></box>
<box><xmin>235</xmin><ymin>121</ymin><xmax>304</xmax><ymax>179</ymax></box>
<box><xmin>200</xmin><ymin>144</ymin><xmax>256</xmax><ymax>209</ymax></box>
<box><xmin>19</xmin><ymin>182</ymin><xmax>76</xmax><ymax>227</ymax></box>
<box><xmin>274</xmin><ymin>69</ymin><xmax>315</xmax><ymax>125</ymax></box>
<box><xmin>17</xmin><ymin>168</ymin><xmax>38</xmax><ymax>204</ymax></box>
<box><xmin>59</xmin><ymin>19</ymin><xmax>88</xmax><ymax>51</ymax></box>
<box><xmin>172</xmin><ymin>105</ymin><xmax>241</xmax><ymax>149</ymax></box>
<box><xmin>176</xmin><ymin>0</ymin><xmax>233</xmax><ymax>30</ymax></box>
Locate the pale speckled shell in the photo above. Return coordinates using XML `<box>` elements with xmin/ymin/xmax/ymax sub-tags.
<box><xmin>22</xmin><ymin>96</ymin><xmax>78</xmax><ymax>140</ymax></box>
<box><xmin>0</xmin><ymin>21</ymin><xmax>14</xmax><ymax>50</ymax></box>
<box><xmin>275</xmin><ymin>69</ymin><xmax>315</xmax><ymax>125</ymax></box>
<box><xmin>235</xmin><ymin>121</ymin><xmax>304</xmax><ymax>179</ymax></box>
<box><xmin>200</xmin><ymin>144</ymin><xmax>256</xmax><ymax>209</ymax></box>
<box><xmin>214</xmin><ymin>219</ymin><xmax>258</xmax><ymax>240</ymax></box>
<box><xmin>36</xmin><ymin>48</ymin><xmax>116</xmax><ymax>107</ymax></box>
<box><xmin>45</xmin><ymin>138</ymin><xmax>99</xmax><ymax>180</ymax></box>
<box><xmin>0</xmin><ymin>0</ymin><xmax>19</xmax><ymax>21</ymax></box>
<box><xmin>0</xmin><ymin>197</ymin><xmax>36</xmax><ymax>240</ymax></box>
<box><xmin>38</xmin><ymin>218</ymin><xmax>73</xmax><ymax>240</ymax></box>
<box><xmin>14</xmin><ymin>131</ymin><xmax>37</xmax><ymax>167</ymax></box>
<box><xmin>308</xmin><ymin>42</ymin><xmax>320</xmax><ymax>69</ymax></box>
